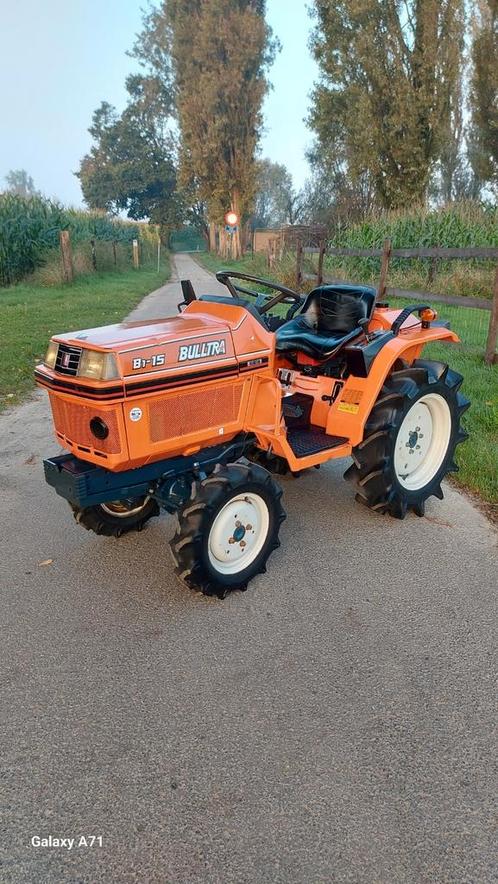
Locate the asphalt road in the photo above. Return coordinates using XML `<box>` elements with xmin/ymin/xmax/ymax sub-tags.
<box><xmin>1</xmin><ymin>254</ymin><xmax>497</xmax><ymax>884</ymax></box>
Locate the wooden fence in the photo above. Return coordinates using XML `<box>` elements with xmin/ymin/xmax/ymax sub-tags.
<box><xmin>58</xmin><ymin>230</ymin><xmax>146</xmax><ymax>283</ymax></box>
<box><xmin>289</xmin><ymin>238</ymin><xmax>498</xmax><ymax>365</ymax></box>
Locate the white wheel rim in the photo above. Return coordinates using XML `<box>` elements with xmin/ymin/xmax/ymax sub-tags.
<box><xmin>208</xmin><ymin>492</ymin><xmax>270</xmax><ymax>575</ymax></box>
<box><xmin>101</xmin><ymin>496</ymin><xmax>150</xmax><ymax>518</ymax></box>
<box><xmin>394</xmin><ymin>393</ymin><xmax>452</xmax><ymax>491</ymax></box>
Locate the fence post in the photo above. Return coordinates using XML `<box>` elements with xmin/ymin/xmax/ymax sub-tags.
<box><xmin>132</xmin><ymin>239</ymin><xmax>139</xmax><ymax>269</ymax></box>
<box><xmin>59</xmin><ymin>230</ymin><xmax>73</xmax><ymax>283</ymax></box>
<box><xmin>317</xmin><ymin>240</ymin><xmax>326</xmax><ymax>286</ymax></box>
<box><xmin>268</xmin><ymin>238</ymin><xmax>275</xmax><ymax>269</ymax></box>
<box><xmin>112</xmin><ymin>241</ymin><xmax>117</xmax><ymax>267</ymax></box>
<box><xmin>484</xmin><ymin>266</ymin><xmax>498</xmax><ymax>365</ymax></box>
<box><xmin>90</xmin><ymin>239</ymin><xmax>97</xmax><ymax>271</ymax></box>
<box><xmin>377</xmin><ymin>238</ymin><xmax>392</xmax><ymax>300</ymax></box>
<box><xmin>296</xmin><ymin>239</ymin><xmax>303</xmax><ymax>289</ymax></box>
<box><xmin>428</xmin><ymin>255</ymin><xmax>438</xmax><ymax>286</ymax></box>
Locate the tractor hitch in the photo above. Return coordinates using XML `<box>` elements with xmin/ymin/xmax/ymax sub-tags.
<box><xmin>43</xmin><ymin>435</ymin><xmax>253</xmax><ymax>512</ymax></box>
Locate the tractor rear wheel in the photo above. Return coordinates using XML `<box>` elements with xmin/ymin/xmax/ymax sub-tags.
<box><xmin>70</xmin><ymin>496</ymin><xmax>160</xmax><ymax>537</ymax></box>
<box><xmin>170</xmin><ymin>459</ymin><xmax>286</xmax><ymax>598</ymax></box>
<box><xmin>344</xmin><ymin>359</ymin><xmax>469</xmax><ymax>518</ymax></box>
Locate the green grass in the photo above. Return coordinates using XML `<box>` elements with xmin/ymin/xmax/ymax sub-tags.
<box><xmin>198</xmin><ymin>251</ymin><xmax>269</xmax><ymax>277</ymax></box>
<box><xmin>0</xmin><ymin>256</ymin><xmax>170</xmax><ymax>411</ymax></box>
<box><xmin>197</xmin><ymin>252</ymin><xmax>497</xmax><ymax>506</ymax></box>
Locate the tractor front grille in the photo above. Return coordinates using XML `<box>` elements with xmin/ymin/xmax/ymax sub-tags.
<box><xmin>49</xmin><ymin>394</ymin><xmax>122</xmax><ymax>454</ymax></box>
<box><xmin>148</xmin><ymin>383</ymin><xmax>244</xmax><ymax>442</ymax></box>
<box><xmin>54</xmin><ymin>344</ymin><xmax>82</xmax><ymax>376</ymax></box>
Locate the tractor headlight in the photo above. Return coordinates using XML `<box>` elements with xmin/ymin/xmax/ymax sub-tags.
<box><xmin>44</xmin><ymin>341</ymin><xmax>59</xmax><ymax>369</ymax></box>
<box><xmin>78</xmin><ymin>349</ymin><xmax>119</xmax><ymax>381</ymax></box>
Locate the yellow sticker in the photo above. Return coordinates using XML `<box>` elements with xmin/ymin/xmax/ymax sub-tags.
<box><xmin>338</xmin><ymin>402</ymin><xmax>360</xmax><ymax>414</ymax></box>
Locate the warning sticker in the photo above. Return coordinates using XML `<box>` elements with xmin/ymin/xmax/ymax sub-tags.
<box><xmin>337</xmin><ymin>389</ymin><xmax>363</xmax><ymax>415</ymax></box>
<box><xmin>338</xmin><ymin>402</ymin><xmax>360</xmax><ymax>414</ymax></box>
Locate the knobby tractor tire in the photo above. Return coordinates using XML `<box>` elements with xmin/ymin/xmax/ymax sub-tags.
<box><xmin>170</xmin><ymin>459</ymin><xmax>286</xmax><ymax>599</ymax></box>
<box><xmin>344</xmin><ymin>359</ymin><xmax>470</xmax><ymax>519</ymax></box>
<box><xmin>70</xmin><ymin>497</ymin><xmax>160</xmax><ymax>538</ymax></box>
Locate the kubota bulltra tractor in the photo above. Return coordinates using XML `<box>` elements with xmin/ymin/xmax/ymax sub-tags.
<box><xmin>36</xmin><ymin>271</ymin><xmax>469</xmax><ymax>598</ymax></box>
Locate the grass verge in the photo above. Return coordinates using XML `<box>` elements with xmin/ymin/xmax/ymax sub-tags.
<box><xmin>197</xmin><ymin>252</ymin><xmax>497</xmax><ymax>506</ymax></box>
<box><xmin>0</xmin><ymin>257</ymin><xmax>170</xmax><ymax>412</ymax></box>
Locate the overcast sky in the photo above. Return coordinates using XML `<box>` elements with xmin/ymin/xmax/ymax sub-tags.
<box><xmin>0</xmin><ymin>0</ymin><xmax>318</xmax><ymax>207</ymax></box>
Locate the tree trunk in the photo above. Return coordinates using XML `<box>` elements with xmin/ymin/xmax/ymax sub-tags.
<box><xmin>244</xmin><ymin>220</ymin><xmax>252</xmax><ymax>254</ymax></box>
<box><xmin>218</xmin><ymin>225</ymin><xmax>228</xmax><ymax>259</ymax></box>
<box><xmin>231</xmin><ymin>188</ymin><xmax>242</xmax><ymax>259</ymax></box>
<box><xmin>209</xmin><ymin>221</ymin><xmax>217</xmax><ymax>252</ymax></box>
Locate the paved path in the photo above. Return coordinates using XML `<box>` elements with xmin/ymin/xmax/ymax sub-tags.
<box><xmin>126</xmin><ymin>252</ymin><xmax>228</xmax><ymax>321</ymax></box>
<box><xmin>1</xmin><ymin>254</ymin><xmax>497</xmax><ymax>883</ymax></box>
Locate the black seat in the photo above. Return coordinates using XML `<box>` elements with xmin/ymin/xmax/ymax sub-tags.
<box><xmin>275</xmin><ymin>284</ymin><xmax>376</xmax><ymax>360</ymax></box>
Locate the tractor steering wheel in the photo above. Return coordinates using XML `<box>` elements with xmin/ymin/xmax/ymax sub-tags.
<box><xmin>215</xmin><ymin>270</ymin><xmax>303</xmax><ymax>319</ymax></box>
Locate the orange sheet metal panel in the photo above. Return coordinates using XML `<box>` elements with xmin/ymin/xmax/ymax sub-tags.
<box><xmin>125</xmin><ymin>376</ymin><xmax>253</xmax><ymax>467</ymax></box>
<box><xmin>326</xmin><ymin>325</ymin><xmax>460</xmax><ymax>445</ymax></box>
<box><xmin>184</xmin><ymin>301</ymin><xmax>275</xmax><ymax>370</ymax></box>
<box><xmin>48</xmin><ymin>390</ymin><xmax>129</xmax><ymax>470</ymax></box>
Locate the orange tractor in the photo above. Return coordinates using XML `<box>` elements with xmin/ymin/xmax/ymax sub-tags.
<box><xmin>36</xmin><ymin>271</ymin><xmax>469</xmax><ymax>598</ymax></box>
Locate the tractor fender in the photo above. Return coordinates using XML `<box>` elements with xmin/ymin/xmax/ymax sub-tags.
<box><xmin>328</xmin><ymin>326</ymin><xmax>460</xmax><ymax>446</ymax></box>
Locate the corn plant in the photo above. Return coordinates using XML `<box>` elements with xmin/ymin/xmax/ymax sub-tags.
<box><xmin>0</xmin><ymin>193</ymin><xmax>142</xmax><ymax>286</ymax></box>
<box><xmin>326</xmin><ymin>203</ymin><xmax>498</xmax><ymax>296</ymax></box>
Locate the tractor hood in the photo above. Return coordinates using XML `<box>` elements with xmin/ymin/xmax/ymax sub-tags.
<box><xmin>54</xmin><ymin>312</ymin><xmax>236</xmax><ymax>378</ymax></box>
<box><xmin>37</xmin><ymin>300</ymin><xmax>273</xmax><ymax>397</ymax></box>
<box><xmin>56</xmin><ymin>312</ymin><xmax>230</xmax><ymax>351</ymax></box>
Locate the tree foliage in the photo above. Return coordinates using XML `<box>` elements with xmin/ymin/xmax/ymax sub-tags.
<box><xmin>4</xmin><ymin>169</ymin><xmax>38</xmax><ymax>198</ymax></box>
<box><xmin>301</xmin><ymin>153</ymin><xmax>376</xmax><ymax>229</ymax></box>
<box><xmin>132</xmin><ymin>0</ymin><xmax>277</xmax><ymax>255</ymax></box>
<box><xmin>252</xmin><ymin>159</ymin><xmax>304</xmax><ymax>227</ymax></box>
<box><xmin>470</xmin><ymin>0</ymin><xmax>498</xmax><ymax>190</ymax></box>
<box><xmin>309</xmin><ymin>0</ymin><xmax>466</xmax><ymax>210</ymax></box>
<box><xmin>77</xmin><ymin>74</ymin><xmax>181</xmax><ymax>231</ymax></box>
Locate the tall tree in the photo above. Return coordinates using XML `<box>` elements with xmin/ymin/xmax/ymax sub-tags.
<box><xmin>252</xmin><ymin>159</ymin><xmax>302</xmax><ymax>228</ymax></box>
<box><xmin>77</xmin><ymin>74</ymin><xmax>181</xmax><ymax>234</ymax></box>
<box><xmin>301</xmin><ymin>153</ymin><xmax>375</xmax><ymax>229</ymax></box>
<box><xmin>309</xmin><ymin>0</ymin><xmax>466</xmax><ymax>209</ymax></box>
<box><xmin>4</xmin><ymin>169</ymin><xmax>38</xmax><ymax>197</ymax></box>
<box><xmin>469</xmin><ymin>0</ymin><xmax>498</xmax><ymax>191</ymax></box>
<box><xmin>438</xmin><ymin>14</ymin><xmax>466</xmax><ymax>203</ymax></box>
<box><xmin>133</xmin><ymin>0</ymin><xmax>277</xmax><ymax>256</ymax></box>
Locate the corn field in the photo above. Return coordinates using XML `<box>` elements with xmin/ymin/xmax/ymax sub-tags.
<box><xmin>325</xmin><ymin>203</ymin><xmax>498</xmax><ymax>299</ymax></box>
<box><xmin>0</xmin><ymin>193</ymin><xmax>145</xmax><ymax>286</ymax></box>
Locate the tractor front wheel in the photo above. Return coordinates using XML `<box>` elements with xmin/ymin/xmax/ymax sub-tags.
<box><xmin>170</xmin><ymin>459</ymin><xmax>286</xmax><ymax>598</ymax></box>
<box><xmin>345</xmin><ymin>359</ymin><xmax>470</xmax><ymax>518</ymax></box>
<box><xmin>70</xmin><ymin>496</ymin><xmax>160</xmax><ymax>537</ymax></box>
